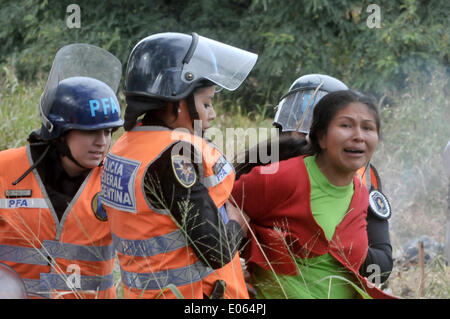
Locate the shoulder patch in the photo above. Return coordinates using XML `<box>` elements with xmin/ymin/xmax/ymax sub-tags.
<box><xmin>91</xmin><ymin>192</ymin><xmax>108</xmax><ymax>221</ymax></box>
<box><xmin>212</xmin><ymin>155</ymin><xmax>233</xmax><ymax>184</ymax></box>
<box><xmin>368</xmin><ymin>190</ymin><xmax>391</xmax><ymax>220</ymax></box>
<box><xmin>171</xmin><ymin>155</ymin><xmax>197</xmax><ymax>188</ymax></box>
<box><xmin>100</xmin><ymin>153</ymin><xmax>141</xmax><ymax>213</ymax></box>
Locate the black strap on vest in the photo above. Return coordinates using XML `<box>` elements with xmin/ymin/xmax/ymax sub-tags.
<box><xmin>12</xmin><ymin>143</ymin><xmax>51</xmax><ymax>186</ymax></box>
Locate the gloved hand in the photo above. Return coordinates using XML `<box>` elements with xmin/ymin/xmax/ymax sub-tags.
<box><xmin>207</xmin><ymin>280</ymin><xmax>226</xmax><ymax>299</ymax></box>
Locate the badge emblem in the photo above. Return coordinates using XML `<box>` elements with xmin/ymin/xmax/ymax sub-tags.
<box><xmin>92</xmin><ymin>192</ymin><xmax>108</xmax><ymax>221</ymax></box>
<box><xmin>368</xmin><ymin>190</ymin><xmax>391</xmax><ymax>220</ymax></box>
<box><xmin>171</xmin><ymin>155</ymin><xmax>196</xmax><ymax>188</ymax></box>
<box><xmin>100</xmin><ymin>153</ymin><xmax>140</xmax><ymax>213</ymax></box>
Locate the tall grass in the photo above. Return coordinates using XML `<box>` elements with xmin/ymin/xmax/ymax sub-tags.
<box><xmin>372</xmin><ymin>71</ymin><xmax>449</xmax><ymax>254</ymax></box>
<box><xmin>0</xmin><ymin>66</ymin><xmax>42</xmax><ymax>150</ymax></box>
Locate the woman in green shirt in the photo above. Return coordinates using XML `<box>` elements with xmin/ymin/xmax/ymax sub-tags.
<box><xmin>232</xmin><ymin>90</ymin><xmax>395</xmax><ymax>299</ymax></box>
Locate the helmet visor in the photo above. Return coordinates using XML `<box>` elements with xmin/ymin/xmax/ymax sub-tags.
<box><xmin>40</xmin><ymin>44</ymin><xmax>122</xmax><ymax>128</ymax></box>
<box><xmin>274</xmin><ymin>89</ymin><xmax>328</xmax><ymax>133</ymax></box>
<box><xmin>182</xmin><ymin>35</ymin><xmax>258</xmax><ymax>91</ymax></box>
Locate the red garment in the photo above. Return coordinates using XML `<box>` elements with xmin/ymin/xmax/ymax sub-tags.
<box><xmin>231</xmin><ymin>155</ymin><xmax>395</xmax><ymax>299</ymax></box>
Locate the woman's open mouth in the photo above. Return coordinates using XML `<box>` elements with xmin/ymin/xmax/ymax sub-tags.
<box><xmin>344</xmin><ymin>148</ymin><xmax>365</xmax><ymax>156</ymax></box>
<box><xmin>89</xmin><ymin>151</ymin><xmax>104</xmax><ymax>159</ymax></box>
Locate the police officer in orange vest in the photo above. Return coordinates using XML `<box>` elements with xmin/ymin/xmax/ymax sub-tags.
<box><xmin>272</xmin><ymin>74</ymin><xmax>393</xmax><ymax>283</ymax></box>
<box><xmin>100</xmin><ymin>32</ymin><xmax>257</xmax><ymax>299</ymax></box>
<box><xmin>0</xmin><ymin>44</ymin><xmax>123</xmax><ymax>298</ymax></box>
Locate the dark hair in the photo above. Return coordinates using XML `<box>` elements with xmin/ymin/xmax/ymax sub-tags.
<box><xmin>186</xmin><ymin>80</ymin><xmax>216</xmax><ymax>120</ymax></box>
<box><xmin>234</xmin><ymin>134</ymin><xmax>308</xmax><ymax>179</ymax></box>
<box><xmin>124</xmin><ymin>96</ymin><xmax>166</xmax><ymax>130</ymax></box>
<box><xmin>305</xmin><ymin>89</ymin><xmax>380</xmax><ymax>155</ymax></box>
<box><xmin>128</xmin><ymin>80</ymin><xmax>216</xmax><ymax>130</ymax></box>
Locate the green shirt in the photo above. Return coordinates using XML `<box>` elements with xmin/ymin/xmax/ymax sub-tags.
<box><xmin>252</xmin><ymin>156</ymin><xmax>359</xmax><ymax>299</ymax></box>
<box><xmin>305</xmin><ymin>155</ymin><xmax>353</xmax><ymax>241</ymax></box>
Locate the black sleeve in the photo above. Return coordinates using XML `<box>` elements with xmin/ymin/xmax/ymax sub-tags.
<box><xmin>143</xmin><ymin>141</ymin><xmax>243</xmax><ymax>270</ymax></box>
<box><xmin>370</xmin><ymin>164</ymin><xmax>382</xmax><ymax>192</ymax></box>
<box><xmin>359</xmin><ymin>213</ymin><xmax>393</xmax><ymax>283</ymax></box>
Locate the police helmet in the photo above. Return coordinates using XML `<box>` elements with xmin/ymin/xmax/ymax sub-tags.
<box><xmin>35</xmin><ymin>43</ymin><xmax>123</xmax><ymax>140</ymax></box>
<box><xmin>125</xmin><ymin>32</ymin><xmax>258</xmax><ymax>104</ymax></box>
<box><xmin>273</xmin><ymin>74</ymin><xmax>348</xmax><ymax>134</ymax></box>
<box><xmin>38</xmin><ymin>76</ymin><xmax>124</xmax><ymax>140</ymax></box>
<box><xmin>0</xmin><ymin>263</ymin><xmax>28</xmax><ymax>299</ymax></box>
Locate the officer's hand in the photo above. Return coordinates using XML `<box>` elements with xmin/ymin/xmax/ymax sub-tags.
<box><xmin>226</xmin><ymin>201</ymin><xmax>250</xmax><ymax>237</ymax></box>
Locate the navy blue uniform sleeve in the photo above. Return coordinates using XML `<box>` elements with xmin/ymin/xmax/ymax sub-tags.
<box><xmin>143</xmin><ymin>141</ymin><xmax>243</xmax><ymax>270</ymax></box>
<box><xmin>360</xmin><ymin>213</ymin><xmax>393</xmax><ymax>283</ymax></box>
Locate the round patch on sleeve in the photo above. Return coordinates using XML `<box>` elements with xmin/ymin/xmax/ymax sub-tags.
<box><xmin>368</xmin><ymin>190</ymin><xmax>391</xmax><ymax>220</ymax></box>
<box><xmin>171</xmin><ymin>155</ymin><xmax>197</xmax><ymax>188</ymax></box>
<box><xmin>91</xmin><ymin>192</ymin><xmax>108</xmax><ymax>221</ymax></box>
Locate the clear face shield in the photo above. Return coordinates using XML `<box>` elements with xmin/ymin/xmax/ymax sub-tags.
<box><xmin>181</xmin><ymin>34</ymin><xmax>258</xmax><ymax>91</ymax></box>
<box><xmin>274</xmin><ymin>87</ymin><xmax>328</xmax><ymax>134</ymax></box>
<box><xmin>39</xmin><ymin>43</ymin><xmax>122</xmax><ymax>133</ymax></box>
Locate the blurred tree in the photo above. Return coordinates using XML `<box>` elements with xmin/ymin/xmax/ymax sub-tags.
<box><xmin>0</xmin><ymin>0</ymin><xmax>448</xmax><ymax>114</ymax></box>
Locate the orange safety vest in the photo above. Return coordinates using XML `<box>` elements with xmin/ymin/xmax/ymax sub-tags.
<box><xmin>0</xmin><ymin>146</ymin><xmax>116</xmax><ymax>299</ymax></box>
<box><xmin>357</xmin><ymin>164</ymin><xmax>381</xmax><ymax>191</ymax></box>
<box><xmin>101</xmin><ymin>126</ymin><xmax>248</xmax><ymax>299</ymax></box>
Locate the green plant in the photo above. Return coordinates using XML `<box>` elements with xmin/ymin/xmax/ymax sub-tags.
<box><xmin>1</xmin><ymin>0</ymin><xmax>448</xmax><ymax>112</ymax></box>
<box><xmin>0</xmin><ymin>65</ymin><xmax>42</xmax><ymax>150</ymax></box>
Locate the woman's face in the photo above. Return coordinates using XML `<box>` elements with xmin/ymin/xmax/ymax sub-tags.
<box><xmin>318</xmin><ymin>102</ymin><xmax>379</xmax><ymax>175</ymax></box>
<box><xmin>194</xmin><ymin>85</ymin><xmax>216</xmax><ymax>131</ymax></box>
<box><xmin>62</xmin><ymin>129</ymin><xmax>112</xmax><ymax>175</ymax></box>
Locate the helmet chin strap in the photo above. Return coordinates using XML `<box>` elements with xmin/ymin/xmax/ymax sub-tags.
<box><xmin>12</xmin><ymin>138</ymin><xmax>91</xmax><ymax>185</ymax></box>
<box><xmin>186</xmin><ymin>94</ymin><xmax>204</xmax><ymax>137</ymax></box>
<box><xmin>66</xmin><ymin>152</ymin><xmax>89</xmax><ymax>170</ymax></box>
<box><xmin>55</xmin><ymin>139</ymin><xmax>90</xmax><ymax>171</ymax></box>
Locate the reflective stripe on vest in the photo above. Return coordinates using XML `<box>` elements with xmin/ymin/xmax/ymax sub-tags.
<box><xmin>23</xmin><ymin>273</ymin><xmax>114</xmax><ymax>296</ymax></box>
<box><xmin>112</xmin><ymin>230</ymin><xmax>187</xmax><ymax>257</ymax></box>
<box><xmin>201</xmin><ymin>158</ymin><xmax>233</xmax><ymax>188</ymax></box>
<box><xmin>120</xmin><ymin>261</ymin><xmax>213</xmax><ymax>290</ymax></box>
<box><xmin>365</xmin><ymin>166</ymin><xmax>372</xmax><ymax>191</ymax></box>
<box><xmin>0</xmin><ymin>241</ymin><xmax>115</xmax><ymax>295</ymax></box>
<box><xmin>22</xmin><ymin>278</ymin><xmax>44</xmax><ymax>295</ymax></box>
<box><xmin>40</xmin><ymin>272</ymin><xmax>114</xmax><ymax>291</ymax></box>
<box><xmin>0</xmin><ymin>241</ymin><xmax>115</xmax><ymax>264</ymax></box>
<box><xmin>0</xmin><ymin>198</ymin><xmax>48</xmax><ymax>209</ymax></box>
